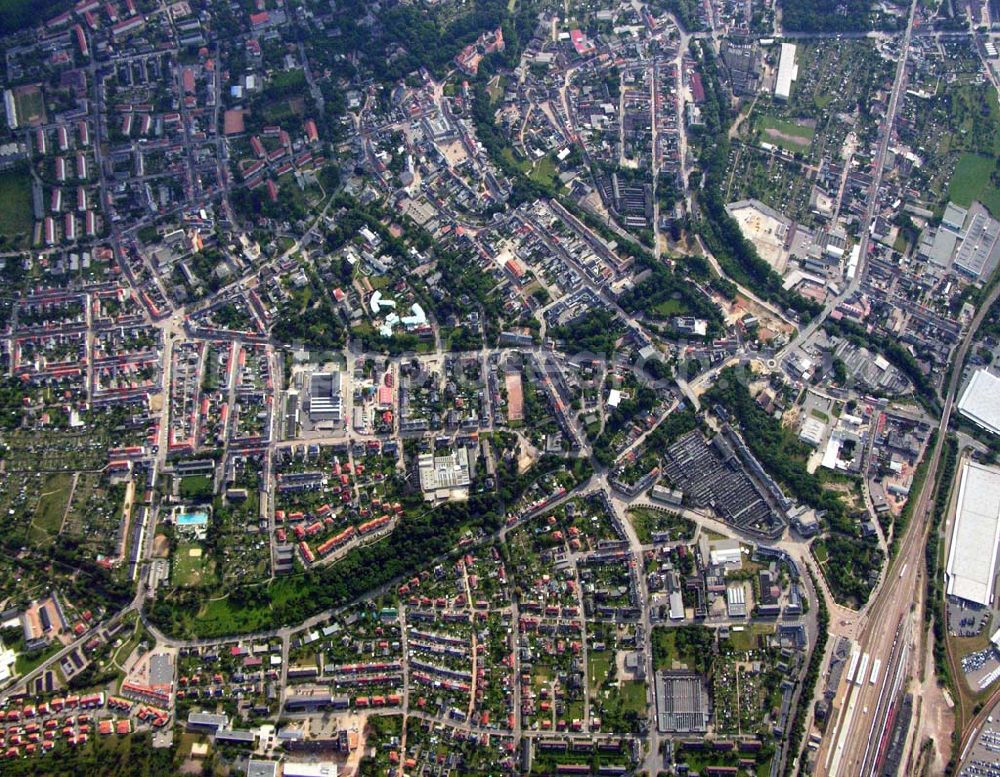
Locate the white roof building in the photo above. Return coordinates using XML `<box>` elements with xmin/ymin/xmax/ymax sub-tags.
<box><xmin>958</xmin><ymin>369</ymin><xmax>1000</xmax><ymax>437</ymax></box>
<box><xmin>669</xmin><ymin>590</ymin><xmax>684</xmax><ymax>620</ymax></box>
<box><xmin>946</xmin><ymin>460</ymin><xmax>1000</xmax><ymax>606</ymax></box>
<box><xmin>710</xmin><ymin>539</ymin><xmax>742</xmax><ymax>567</ymax></box>
<box><xmin>418</xmin><ymin>448</ymin><xmax>472</xmax><ymax>502</ymax></box>
<box><xmin>726</xmin><ymin>583</ymin><xmax>747</xmax><ymax>618</ymax></box>
<box><xmin>774</xmin><ymin>43</ymin><xmax>798</xmax><ymax>100</ymax></box>
<box><xmin>799</xmin><ymin>416</ymin><xmax>825</xmax><ymax>447</ymax></box>
<box><xmin>282</xmin><ymin>763</ymin><xmax>337</xmax><ymax>777</ymax></box>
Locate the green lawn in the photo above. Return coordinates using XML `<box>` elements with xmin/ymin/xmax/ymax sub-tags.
<box><xmin>949</xmin><ymin>152</ymin><xmax>1000</xmax><ymax>217</ymax></box>
<box><xmin>15</xmin><ymin>642</ymin><xmax>60</xmax><ymax>675</ymax></box>
<box><xmin>178</xmin><ymin>474</ymin><xmax>213</xmax><ymax>500</ymax></box>
<box><xmin>191</xmin><ymin>594</ymin><xmax>272</xmax><ymax>636</ymax></box>
<box><xmin>173</xmin><ymin>543</ymin><xmax>210</xmax><ymax>587</ymax></box>
<box><xmin>262</xmin><ymin>102</ymin><xmax>293</xmax><ymax>123</ymax></box>
<box><xmin>487</xmin><ymin>77</ymin><xmax>506</xmax><ymax>105</ymax></box>
<box><xmin>0</xmin><ymin>169</ymin><xmax>34</xmax><ymax>246</ymax></box>
<box><xmin>529</xmin><ymin>155</ymin><xmax>558</xmax><ymax>187</ymax></box>
<box><xmin>727</xmin><ymin>623</ymin><xmax>774</xmax><ymax>651</ymax></box>
<box><xmin>652</xmin><ymin>298</ymin><xmax>688</xmax><ymax>317</ymax></box>
<box><xmin>757</xmin><ymin>115</ymin><xmax>815</xmax><ymax>153</ymax></box>
<box><xmin>619</xmin><ymin>680</ymin><xmax>647</xmax><ymax>714</ymax></box>
<box><xmin>502</xmin><ymin>147</ymin><xmax>558</xmax><ymax>188</ymax></box>
<box><xmin>588</xmin><ymin>650</ymin><xmax>611</xmax><ymax>690</ymax></box>
<box><xmin>34</xmin><ymin>472</ymin><xmax>73</xmax><ymax>535</ymax></box>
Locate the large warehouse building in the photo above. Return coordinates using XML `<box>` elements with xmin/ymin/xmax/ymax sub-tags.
<box><xmin>946</xmin><ymin>460</ymin><xmax>1000</xmax><ymax>607</ymax></box>
<box><xmin>308</xmin><ymin>371</ymin><xmax>344</xmax><ymax>423</ymax></box>
<box><xmin>958</xmin><ymin>369</ymin><xmax>1000</xmax><ymax>437</ymax></box>
<box><xmin>655</xmin><ymin>671</ymin><xmax>709</xmax><ymax>733</ymax></box>
<box><xmin>774</xmin><ymin>43</ymin><xmax>798</xmax><ymax>100</ymax></box>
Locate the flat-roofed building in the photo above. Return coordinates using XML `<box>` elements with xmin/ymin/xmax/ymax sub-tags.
<box><xmin>247</xmin><ymin>761</ymin><xmax>279</xmax><ymax>777</ymax></box>
<box><xmin>655</xmin><ymin>671</ymin><xmax>709</xmax><ymax>733</ymax></box>
<box><xmin>942</xmin><ymin>202</ymin><xmax>969</xmax><ymax>233</ymax></box>
<box><xmin>954</xmin><ymin>203</ymin><xmax>1000</xmax><ymax>281</ymax></box>
<box><xmin>418</xmin><ymin>448</ymin><xmax>472</xmax><ymax>502</ymax></box>
<box><xmin>726</xmin><ymin>583</ymin><xmax>748</xmax><ymax>618</ymax></box>
<box><xmin>774</xmin><ymin>43</ymin><xmax>797</xmax><ymax>100</ymax></box>
<box><xmin>284</xmin><ymin>684</ymin><xmax>335</xmax><ymax>711</ymax></box>
<box><xmin>187</xmin><ymin>711</ymin><xmax>229</xmax><ymax>731</ymax></box>
<box><xmin>215</xmin><ymin>729</ymin><xmax>256</xmax><ymax>745</ymax></box>
<box><xmin>308</xmin><ymin>371</ymin><xmax>343</xmax><ymax>423</ymax></box>
<box><xmin>958</xmin><ymin>370</ymin><xmax>1000</xmax><ymax>437</ymax></box>
<box><xmin>283</xmin><ymin>763</ymin><xmax>337</xmax><ymax>777</ymax></box>
<box><xmin>946</xmin><ymin>460</ymin><xmax>1000</xmax><ymax>607</ymax></box>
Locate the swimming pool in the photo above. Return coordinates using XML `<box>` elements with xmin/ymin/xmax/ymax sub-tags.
<box><xmin>176</xmin><ymin>510</ymin><xmax>209</xmax><ymax>526</ymax></box>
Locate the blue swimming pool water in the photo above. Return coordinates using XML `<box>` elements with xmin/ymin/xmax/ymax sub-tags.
<box><xmin>176</xmin><ymin>511</ymin><xmax>208</xmax><ymax>526</ymax></box>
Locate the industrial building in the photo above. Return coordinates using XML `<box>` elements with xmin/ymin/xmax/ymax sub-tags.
<box><xmin>774</xmin><ymin>43</ymin><xmax>797</xmax><ymax>100</ymax></box>
<box><xmin>710</xmin><ymin>539</ymin><xmax>742</xmax><ymax>567</ymax></box>
<box><xmin>957</xmin><ymin>369</ymin><xmax>1000</xmax><ymax>438</ymax></box>
<box><xmin>954</xmin><ymin>203</ymin><xmax>1000</xmax><ymax>280</ymax></box>
<box><xmin>417</xmin><ymin>447</ymin><xmax>472</xmax><ymax>502</ymax></box>
<box><xmin>726</xmin><ymin>583</ymin><xmax>748</xmax><ymax>618</ymax></box>
<box><xmin>946</xmin><ymin>460</ymin><xmax>1000</xmax><ymax>607</ymax></box>
<box><xmin>655</xmin><ymin>671</ymin><xmax>709</xmax><ymax>733</ymax></box>
<box><xmin>308</xmin><ymin>371</ymin><xmax>344</xmax><ymax>424</ymax></box>
<box><xmin>920</xmin><ymin>201</ymin><xmax>1000</xmax><ymax>281</ymax></box>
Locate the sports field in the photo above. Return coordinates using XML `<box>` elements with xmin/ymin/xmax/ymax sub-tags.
<box><xmin>758</xmin><ymin>115</ymin><xmax>815</xmax><ymax>152</ymax></box>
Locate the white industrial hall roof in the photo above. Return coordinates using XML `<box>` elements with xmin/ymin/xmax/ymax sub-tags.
<box><xmin>946</xmin><ymin>460</ymin><xmax>1000</xmax><ymax>606</ymax></box>
<box><xmin>957</xmin><ymin>369</ymin><xmax>1000</xmax><ymax>437</ymax></box>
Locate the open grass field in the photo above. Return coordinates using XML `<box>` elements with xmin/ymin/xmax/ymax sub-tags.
<box><xmin>15</xmin><ymin>642</ymin><xmax>60</xmax><ymax>675</ymax></box>
<box><xmin>14</xmin><ymin>87</ymin><xmax>44</xmax><ymax>123</ymax></box>
<box><xmin>528</xmin><ymin>155</ymin><xmax>558</xmax><ymax>187</ymax></box>
<box><xmin>588</xmin><ymin>649</ymin><xmax>611</xmax><ymax>689</ymax></box>
<box><xmin>34</xmin><ymin>472</ymin><xmax>72</xmax><ymax>533</ymax></box>
<box><xmin>502</xmin><ymin>147</ymin><xmax>559</xmax><ymax>189</ymax></box>
<box><xmin>757</xmin><ymin>115</ymin><xmax>815</xmax><ymax>153</ymax></box>
<box><xmin>173</xmin><ymin>543</ymin><xmax>210</xmax><ymax>587</ymax></box>
<box><xmin>178</xmin><ymin>474</ymin><xmax>213</xmax><ymax>500</ymax></box>
<box><xmin>949</xmin><ymin>153</ymin><xmax>1000</xmax><ymax>217</ymax></box>
<box><xmin>652</xmin><ymin>298</ymin><xmax>688</xmax><ymax>317</ymax></box>
<box><xmin>0</xmin><ymin>169</ymin><xmax>34</xmax><ymax>245</ymax></box>
<box><xmin>26</xmin><ymin>472</ymin><xmax>73</xmax><ymax>545</ymax></box>
<box><xmin>190</xmin><ymin>593</ymin><xmax>273</xmax><ymax>636</ymax></box>
<box><xmin>618</xmin><ymin>679</ymin><xmax>647</xmax><ymax>714</ymax></box>
<box><xmin>727</xmin><ymin>623</ymin><xmax>774</xmax><ymax>651</ymax></box>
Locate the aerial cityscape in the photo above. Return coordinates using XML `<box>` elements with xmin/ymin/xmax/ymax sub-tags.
<box><xmin>2</xmin><ymin>0</ymin><xmax>1000</xmax><ymax>775</ymax></box>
